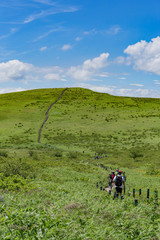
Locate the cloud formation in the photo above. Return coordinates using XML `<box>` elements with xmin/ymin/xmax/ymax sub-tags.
<box><xmin>67</xmin><ymin>53</ymin><xmax>109</xmax><ymax>81</ymax></box>
<box><xmin>0</xmin><ymin>60</ymin><xmax>34</xmax><ymax>82</ymax></box>
<box><xmin>0</xmin><ymin>53</ymin><xmax>110</xmax><ymax>84</ymax></box>
<box><xmin>79</xmin><ymin>83</ymin><xmax>160</xmax><ymax>98</ymax></box>
<box><xmin>124</xmin><ymin>36</ymin><xmax>160</xmax><ymax>75</ymax></box>
<box><xmin>0</xmin><ymin>60</ymin><xmax>63</xmax><ymax>83</ymax></box>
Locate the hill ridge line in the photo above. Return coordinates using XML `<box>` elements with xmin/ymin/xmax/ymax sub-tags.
<box><xmin>38</xmin><ymin>88</ymin><xmax>69</xmax><ymax>143</ymax></box>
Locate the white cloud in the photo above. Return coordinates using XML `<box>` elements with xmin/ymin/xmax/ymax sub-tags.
<box><xmin>24</xmin><ymin>6</ymin><xmax>78</xmax><ymax>24</ymax></box>
<box><xmin>98</xmin><ymin>73</ymin><xmax>109</xmax><ymax>78</ymax></box>
<box><xmin>44</xmin><ymin>73</ymin><xmax>60</xmax><ymax>80</ymax></box>
<box><xmin>67</xmin><ymin>53</ymin><xmax>109</xmax><ymax>81</ymax></box>
<box><xmin>34</xmin><ymin>28</ymin><xmax>62</xmax><ymax>41</ymax></box>
<box><xmin>129</xmin><ymin>84</ymin><xmax>144</xmax><ymax>87</ymax></box>
<box><xmin>44</xmin><ymin>73</ymin><xmax>67</xmax><ymax>81</ymax></box>
<box><xmin>40</xmin><ymin>46</ymin><xmax>47</xmax><ymax>51</ymax></box>
<box><xmin>124</xmin><ymin>36</ymin><xmax>160</xmax><ymax>75</ymax></box>
<box><xmin>77</xmin><ymin>83</ymin><xmax>160</xmax><ymax>98</ymax></box>
<box><xmin>1</xmin><ymin>56</ymin><xmax>159</xmax><ymax>98</ymax></box>
<box><xmin>0</xmin><ymin>60</ymin><xmax>34</xmax><ymax>82</ymax></box>
<box><xmin>0</xmin><ymin>60</ymin><xmax>64</xmax><ymax>83</ymax></box>
<box><xmin>83</xmin><ymin>53</ymin><xmax>109</xmax><ymax>70</ymax></box>
<box><xmin>61</xmin><ymin>44</ymin><xmax>72</xmax><ymax>51</ymax></box>
<box><xmin>83</xmin><ymin>25</ymin><xmax>121</xmax><ymax>37</ymax></box>
<box><xmin>0</xmin><ymin>87</ymin><xmax>26</xmax><ymax>94</ymax></box>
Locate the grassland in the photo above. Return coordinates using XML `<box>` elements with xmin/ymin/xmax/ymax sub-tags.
<box><xmin>0</xmin><ymin>87</ymin><xmax>159</xmax><ymax>239</ymax></box>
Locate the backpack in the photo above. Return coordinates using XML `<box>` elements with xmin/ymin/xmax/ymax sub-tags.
<box><xmin>115</xmin><ymin>175</ymin><xmax>122</xmax><ymax>187</ymax></box>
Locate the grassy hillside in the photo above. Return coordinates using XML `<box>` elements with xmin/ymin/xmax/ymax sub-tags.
<box><xmin>0</xmin><ymin>88</ymin><xmax>159</xmax><ymax>239</ymax></box>
<box><xmin>0</xmin><ymin>87</ymin><xmax>159</xmax><ymax>168</ymax></box>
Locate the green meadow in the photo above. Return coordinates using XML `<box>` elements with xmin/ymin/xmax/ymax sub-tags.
<box><xmin>0</xmin><ymin>88</ymin><xmax>159</xmax><ymax>239</ymax></box>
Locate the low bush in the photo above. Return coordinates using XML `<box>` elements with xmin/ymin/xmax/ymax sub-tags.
<box><xmin>67</xmin><ymin>151</ymin><xmax>78</xmax><ymax>159</ymax></box>
<box><xmin>129</xmin><ymin>148</ymin><xmax>144</xmax><ymax>159</ymax></box>
<box><xmin>0</xmin><ymin>173</ymin><xmax>35</xmax><ymax>191</ymax></box>
<box><xmin>1</xmin><ymin>158</ymin><xmax>36</xmax><ymax>179</ymax></box>
<box><xmin>0</xmin><ymin>150</ymin><xmax>8</xmax><ymax>158</ymax></box>
<box><xmin>54</xmin><ymin>150</ymin><xmax>63</xmax><ymax>157</ymax></box>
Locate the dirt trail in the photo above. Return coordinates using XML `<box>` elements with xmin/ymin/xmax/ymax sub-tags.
<box><xmin>38</xmin><ymin>88</ymin><xmax>68</xmax><ymax>143</ymax></box>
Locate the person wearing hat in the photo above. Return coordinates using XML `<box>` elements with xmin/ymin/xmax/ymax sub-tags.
<box><xmin>113</xmin><ymin>170</ymin><xmax>125</xmax><ymax>195</ymax></box>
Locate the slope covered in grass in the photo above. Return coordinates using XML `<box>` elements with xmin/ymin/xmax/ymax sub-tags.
<box><xmin>0</xmin><ymin>87</ymin><xmax>159</xmax><ymax>168</ymax></box>
<box><xmin>0</xmin><ymin>88</ymin><xmax>159</xmax><ymax>239</ymax></box>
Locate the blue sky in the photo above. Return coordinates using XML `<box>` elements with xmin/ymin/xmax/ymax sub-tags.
<box><xmin>0</xmin><ymin>0</ymin><xmax>160</xmax><ymax>97</ymax></box>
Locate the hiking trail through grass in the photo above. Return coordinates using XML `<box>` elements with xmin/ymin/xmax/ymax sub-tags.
<box><xmin>38</xmin><ymin>88</ymin><xmax>68</xmax><ymax>143</ymax></box>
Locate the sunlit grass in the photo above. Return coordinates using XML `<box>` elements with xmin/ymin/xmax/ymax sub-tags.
<box><xmin>0</xmin><ymin>88</ymin><xmax>159</xmax><ymax>239</ymax></box>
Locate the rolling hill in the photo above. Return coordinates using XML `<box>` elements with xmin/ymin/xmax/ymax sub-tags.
<box><xmin>0</xmin><ymin>88</ymin><xmax>159</xmax><ymax>239</ymax></box>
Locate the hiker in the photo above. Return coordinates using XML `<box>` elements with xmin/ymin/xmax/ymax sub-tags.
<box><xmin>113</xmin><ymin>170</ymin><xmax>125</xmax><ymax>196</ymax></box>
<box><xmin>108</xmin><ymin>171</ymin><xmax>115</xmax><ymax>189</ymax></box>
<box><xmin>123</xmin><ymin>171</ymin><xmax>126</xmax><ymax>182</ymax></box>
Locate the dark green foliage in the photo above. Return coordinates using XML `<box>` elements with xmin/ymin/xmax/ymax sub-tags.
<box><xmin>146</xmin><ymin>165</ymin><xmax>159</xmax><ymax>175</ymax></box>
<box><xmin>1</xmin><ymin>158</ymin><xmax>36</xmax><ymax>179</ymax></box>
<box><xmin>0</xmin><ymin>150</ymin><xmax>8</xmax><ymax>158</ymax></box>
<box><xmin>129</xmin><ymin>148</ymin><xmax>144</xmax><ymax>159</ymax></box>
<box><xmin>54</xmin><ymin>150</ymin><xmax>63</xmax><ymax>157</ymax></box>
<box><xmin>67</xmin><ymin>151</ymin><xmax>78</xmax><ymax>159</ymax></box>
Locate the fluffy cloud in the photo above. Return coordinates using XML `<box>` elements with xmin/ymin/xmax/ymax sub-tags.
<box><xmin>0</xmin><ymin>60</ymin><xmax>64</xmax><ymax>83</ymax></box>
<box><xmin>0</xmin><ymin>53</ymin><xmax>110</xmax><ymax>84</ymax></box>
<box><xmin>124</xmin><ymin>36</ymin><xmax>160</xmax><ymax>75</ymax></box>
<box><xmin>0</xmin><ymin>60</ymin><xmax>34</xmax><ymax>82</ymax></box>
<box><xmin>44</xmin><ymin>73</ymin><xmax>60</xmax><ymax>81</ymax></box>
<box><xmin>67</xmin><ymin>53</ymin><xmax>109</xmax><ymax>81</ymax></box>
<box><xmin>44</xmin><ymin>73</ymin><xmax>67</xmax><ymax>81</ymax></box>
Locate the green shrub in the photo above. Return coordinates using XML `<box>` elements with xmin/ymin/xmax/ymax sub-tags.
<box><xmin>0</xmin><ymin>150</ymin><xmax>8</xmax><ymax>158</ymax></box>
<box><xmin>2</xmin><ymin>159</ymin><xmax>36</xmax><ymax>179</ymax></box>
<box><xmin>0</xmin><ymin>173</ymin><xmax>35</xmax><ymax>191</ymax></box>
<box><xmin>129</xmin><ymin>148</ymin><xmax>143</xmax><ymax>159</ymax></box>
<box><xmin>146</xmin><ymin>165</ymin><xmax>159</xmax><ymax>175</ymax></box>
<box><xmin>28</xmin><ymin>150</ymin><xmax>39</xmax><ymax>160</ymax></box>
<box><xmin>67</xmin><ymin>151</ymin><xmax>78</xmax><ymax>159</ymax></box>
<box><xmin>54</xmin><ymin>150</ymin><xmax>63</xmax><ymax>157</ymax></box>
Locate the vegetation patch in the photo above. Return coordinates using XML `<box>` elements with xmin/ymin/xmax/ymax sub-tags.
<box><xmin>0</xmin><ymin>88</ymin><xmax>159</xmax><ymax>239</ymax></box>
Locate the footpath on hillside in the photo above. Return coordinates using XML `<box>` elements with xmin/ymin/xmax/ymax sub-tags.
<box><xmin>38</xmin><ymin>88</ymin><xmax>68</xmax><ymax>143</ymax></box>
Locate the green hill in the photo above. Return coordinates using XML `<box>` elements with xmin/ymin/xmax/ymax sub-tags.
<box><xmin>0</xmin><ymin>88</ymin><xmax>159</xmax><ymax>239</ymax></box>
<box><xmin>0</xmin><ymin>87</ymin><xmax>159</xmax><ymax>168</ymax></box>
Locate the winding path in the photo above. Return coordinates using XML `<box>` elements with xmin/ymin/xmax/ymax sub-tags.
<box><xmin>38</xmin><ymin>88</ymin><xmax>68</xmax><ymax>143</ymax></box>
